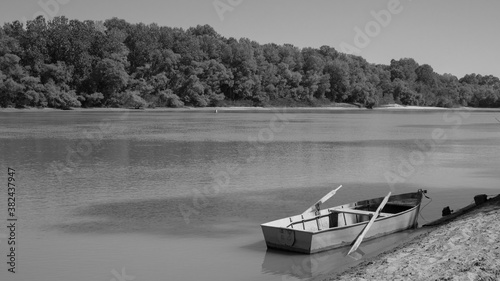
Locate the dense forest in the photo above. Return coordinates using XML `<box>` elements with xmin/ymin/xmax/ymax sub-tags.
<box><xmin>1</xmin><ymin>16</ymin><xmax>499</xmax><ymax>109</ymax></box>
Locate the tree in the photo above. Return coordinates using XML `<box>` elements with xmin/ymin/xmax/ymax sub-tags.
<box><xmin>1</xmin><ymin>17</ymin><xmax>499</xmax><ymax>109</ymax></box>
<box><xmin>183</xmin><ymin>75</ymin><xmax>208</xmax><ymax>106</ymax></box>
<box><xmin>0</xmin><ymin>54</ymin><xmax>27</xmax><ymax>107</ymax></box>
<box><xmin>158</xmin><ymin>90</ymin><xmax>184</xmax><ymax>107</ymax></box>
<box><xmin>0</xmin><ymin>75</ymin><xmax>24</xmax><ymax>107</ymax></box>
<box><xmin>43</xmin><ymin>80</ymin><xmax>81</xmax><ymax>109</ymax></box>
<box><xmin>20</xmin><ymin>76</ymin><xmax>46</xmax><ymax>107</ymax></box>
<box><xmin>415</xmin><ymin>64</ymin><xmax>435</xmax><ymax>86</ymax></box>
<box><xmin>149</xmin><ymin>49</ymin><xmax>180</xmax><ymax>76</ymax></box>
<box><xmin>389</xmin><ymin>58</ymin><xmax>418</xmax><ymax>83</ymax></box>
<box><xmin>350</xmin><ymin>82</ymin><xmax>378</xmax><ymax>108</ymax></box>
<box><xmin>195</xmin><ymin>60</ymin><xmax>232</xmax><ymax>105</ymax></box>
<box><xmin>22</xmin><ymin>16</ymin><xmax>50</xmax><ymax>74</ymax></box>
<box><xmin>325</xmin><ymin>58</ymin><xmax>350</xmax><ymax>101</ymax></box>
<box><xmin>393</xmin><ymin>80</ymin><xmax>421</xmax><ymax>105</ymax></box>
<box><xmin>0</xmin><ymin>26</ymin><xmax>22</xmax><ymax>57</ymax></box>
<box><xmin>40</xmin><ymin>61</ymin><xmax>73</xmax><ymax>86</ymax></box>
<box><xmin>120</xmin><ymin>90</ymin><xmax>147</xmax><ymax>109</ymax></box>
<box><xmin>91</xmin><ymin>58</ymin><xmax>129</xmax><ymax>102</ymax></box>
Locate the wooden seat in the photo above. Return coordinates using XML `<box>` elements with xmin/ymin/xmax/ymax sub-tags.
<box><xmin>328</xmin><ymin>208</ymin><xmax>390</xmax><ymax>217</ymax></box>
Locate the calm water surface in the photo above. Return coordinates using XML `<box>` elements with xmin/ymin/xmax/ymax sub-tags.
<box><xmin>0</xmin><ymin>109</ymin><xmax>499</xmax><ymax>281</ymax></box>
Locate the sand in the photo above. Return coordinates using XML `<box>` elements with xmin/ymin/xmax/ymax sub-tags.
<box><xmin>2</xmin><ymin>104</ymin><xmax>500</xmax><ymax>113</ymax></box>
<box><xmin>316</xmin><ymin>196</ymin><xmax>500</xmax><ymax>281</ymax></box>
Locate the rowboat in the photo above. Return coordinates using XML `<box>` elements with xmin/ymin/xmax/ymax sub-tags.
<box><xmin>260</xmin><ymin>186</ymin><xmax>425</xmax><ymax>254</ymax></box>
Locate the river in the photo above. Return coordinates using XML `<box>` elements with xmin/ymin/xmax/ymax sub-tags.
<box><xmin>0</xmin><ymin>109</ymin><xmax>499</xmax><ymax>280</ymax></box>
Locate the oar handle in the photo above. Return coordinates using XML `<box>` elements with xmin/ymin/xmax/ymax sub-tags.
<box><xmin>302</xmin><ymin>185</ymin><xmax>342</xmax><ymax>215</ymax></box>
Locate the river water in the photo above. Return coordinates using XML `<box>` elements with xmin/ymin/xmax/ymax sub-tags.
<box><xmin>0</xmin><ymin>109</ymin><xmax>499</xmax><ymax>281</ymax></box>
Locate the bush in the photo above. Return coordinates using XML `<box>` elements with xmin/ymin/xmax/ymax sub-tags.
<box><xmin>79</xmin><ymin>92</ymin><xmax>104</xmax><ymax>107</ymax></box>
<box><xmin>22</xmin><ymin>90</ymin><xmax>45</xmax><ymax>107</ymax></box>
<box><xmin>158</xmin><ymin>90</ymin><xmax>184</xmax><ymax>108</ymax></box>
<box><xmin>193</xmin><ymin>95</ymin><xmax>209</xmax><ymax>107</ymax></box>
<box><xmin>120</xmin><ymin>90</ymin><xmax>148</xmax><ymax>109</ymax></box>
<box><xmin>43</xmin><ymin>82</ymin><xmax>81</xmax><ymax>109</ymax></box>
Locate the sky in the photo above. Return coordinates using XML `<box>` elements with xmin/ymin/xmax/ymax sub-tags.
<box><xmin>1</xmin><ymin>0</ymin><xmax>499</xmax><ymax>78</ymax></box>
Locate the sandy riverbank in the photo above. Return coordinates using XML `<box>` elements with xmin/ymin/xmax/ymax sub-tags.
<box><xmin>316</xmin><ymin>195</ymin><xmax>500</xmax><ymax>281</ymax></box>
<box><xmin>1</xmin><ymin>104</ymin><xmax>499</xmax><ymax>113</ymax></box>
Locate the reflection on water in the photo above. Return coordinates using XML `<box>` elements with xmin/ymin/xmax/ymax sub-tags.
<box><xmin>0</xmin><ymin>110</ymin><xmax>499</xmax><ymax>281</ymax></box>
<box><xmin>261</xmin><ymin>228</ymin><xmax>427</xmax><ymax>280</ymax></box>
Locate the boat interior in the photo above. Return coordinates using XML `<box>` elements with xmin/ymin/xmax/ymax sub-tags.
<box><xmin>284</xmin><ymin>200</ymin><xmax>417</xmax><ymax>232</ymax></box>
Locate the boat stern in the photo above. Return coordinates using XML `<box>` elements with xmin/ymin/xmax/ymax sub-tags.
<box><xmin>261</xmin><ymin>221</ymin><xmax>314</xmax><ymax>254</ymax></box>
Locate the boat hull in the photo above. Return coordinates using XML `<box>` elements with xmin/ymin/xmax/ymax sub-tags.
<box><xmin>261</xmin><ymin>191</ymin><xmax>422</xmax><ymax>254</ymax></box>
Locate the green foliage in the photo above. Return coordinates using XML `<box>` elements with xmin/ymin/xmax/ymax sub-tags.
<box><xmin>43</xmin><ymin>80</ymin><xmax>81</xmax><ymax>109</ymax></box>
<box><xmin>119</xmin><ymin>90</ymin><xmax>148</xmax><ymax>109</ymax></box>
<box><xmin>92</xmin><ymin>58</ymin><xmax>129</xmax><ymax>99</ymax></box>
<box><xmin>79</xmin><ymin>92</ymin><xmax>104</xmax><ymax>107</ymax></box>
<box><xmin>41</xmin><ymin>62</ymin><xmax>73</xmax><ymax>86</ymax></box>
<box><xmin>20</xmin><ymin>76</ymin><xmax>45</xmax><ymax>107</ymax></box>
<box><xmin>0</xmin><ymin>17</ymin><xmax>498</xmax><ymax>109</ymax></box>
<box><xmin>393</xmin><ymin>80</ymin><xmax>421</xmax><ymax>105</ymax></box>
<box><xmin>158</xmin><ymin>90</ymin><xmax>184</xmax><ymax>108</ymax></box>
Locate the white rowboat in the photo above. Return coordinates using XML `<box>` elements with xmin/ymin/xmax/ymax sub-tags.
<box><xmin>261</xmin><ymin>188</ymin><xmax>425</xmax><ymax>254</ymax></box>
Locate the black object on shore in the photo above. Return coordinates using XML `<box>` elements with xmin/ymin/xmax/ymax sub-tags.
<box><xmin>442</xmin><ymin>206</ymin><xmax>453</xmax><ymax>216</ymax></box>
<box><xmin>474</xmin><ymin>194</ymin><xmax>488</xmax><ymax>205</ymax></box>
<box><xmin>424</xmin><ymin>194</ymin><xmax>499</xmax><ymax>227</ymax></box>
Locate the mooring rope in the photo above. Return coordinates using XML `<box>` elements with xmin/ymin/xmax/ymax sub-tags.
<box><xmin>419</xmin><ymin>191</ymin><xmax>432</xmax><ymax>223</ymax></box>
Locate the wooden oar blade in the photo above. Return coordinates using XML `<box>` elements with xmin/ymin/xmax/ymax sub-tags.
<box><xmin>347</xmin><ymin>192</ymin><xmax>392</xmax><ymax>257</ymax></box>
<box><xmin>347</xmin><ymin>248</ymin><xmax>365</xmax><ymax>260</ymax></box>
<box><xmin>302</xmin><ymin>185</ymin><xmax>342</xmax><ymax>215</ymax></box>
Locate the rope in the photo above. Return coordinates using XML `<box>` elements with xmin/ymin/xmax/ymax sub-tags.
<box><xmin>418</xmin><ymin>192</ymin><xmax>432</xmax><ymax>222</ymax></box>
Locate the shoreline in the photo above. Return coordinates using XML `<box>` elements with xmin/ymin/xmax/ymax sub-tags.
<box><xmin>1</xmin><ymin>104</ymin><xmax>500</xmax><ymax>113</ymax></box>
<box><xmin>315</xmin><ymin>194</ymin><xmax>500</xmax><ymax>281</ymax></box>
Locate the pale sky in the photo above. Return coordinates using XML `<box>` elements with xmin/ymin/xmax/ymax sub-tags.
<box><xmin>1</xmin><ymin>0</ymin><xmax>499</xmax><ymax>78</ymax></box>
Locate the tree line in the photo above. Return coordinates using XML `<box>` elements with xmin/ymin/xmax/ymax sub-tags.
<box><xmin>1</xmin><ymin>16</ymin><xmax>499</xmax><ymax>109</ymax></box>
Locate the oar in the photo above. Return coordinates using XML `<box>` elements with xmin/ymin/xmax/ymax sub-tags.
<box><xmin>347</xmin><ymin>191</ymin><xmax>392</xmax><ymax>257</ymax></box>
<box><xmin>302</xmin><ymin>185</ymin><xmax>343</xmax><ymax>215</ymax></box>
